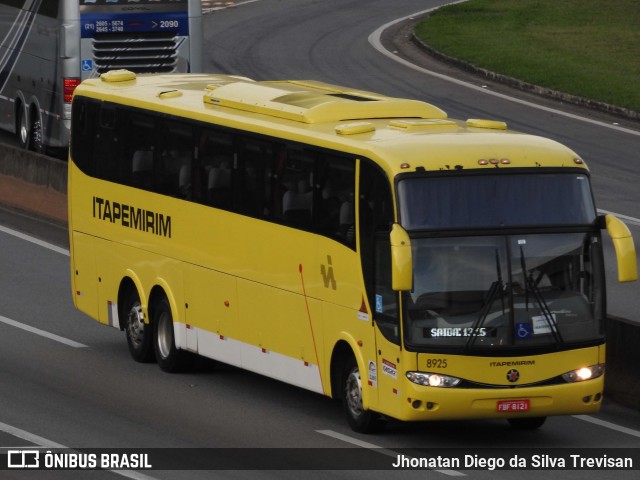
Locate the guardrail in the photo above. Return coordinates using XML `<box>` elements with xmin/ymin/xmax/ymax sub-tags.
<box><xmin>0</xmin><ymin>142</ymin><xmax>638</xmax><ymax>412</ymax></box>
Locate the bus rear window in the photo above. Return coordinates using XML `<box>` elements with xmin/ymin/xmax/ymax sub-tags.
<box><xmin>397</xmin><ymin>172</ymin><xmax>597</xmax><ymax>230</ymax></box>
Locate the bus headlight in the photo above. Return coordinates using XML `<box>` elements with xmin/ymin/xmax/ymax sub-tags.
<box><xmin>561</xmin><ymin>364</ymin><xmax>605</xmax><ymax>383</ymax></box>
<box><xmin>406</xmin><ymin>371</ymin><xmax>461</xmax><ymax>388</ymax></box>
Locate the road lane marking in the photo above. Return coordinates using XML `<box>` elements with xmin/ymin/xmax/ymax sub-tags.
<box><xmin>0</xmin><ymin>422</ymin><xmax>66</xmax><ymax>449</ymax></box>
<box><xmin>0</xmin><ymin>421</ymin><xmax>161</xmax><ymax>480</ymax></box>
<box><xmin>316</xmin><ymin>429</ymin><xmax>466</xmax><ymax>476</ymax></box>
<box><xmin>368</xmin><ymin>5</ymin><xmax>640</xmax><ymax>138</ymax></box>
<box><xmin>0</xmin><ymin>315</ymin><xmax>88</xmax><ymax>348</ymax></box>
<box><xmin>573</xmin><ymin>415</ymin><xmax>640</xmax><ymax>439</ymax></box>
<box><xmin>0</xmin><ymin>224</ymin><xmax>69</xmax><ymax>256</ymax></box>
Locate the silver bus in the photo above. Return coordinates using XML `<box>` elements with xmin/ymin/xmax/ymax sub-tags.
<box><xmin>0</xmin><ymin>0</ymin><xmax>202</xmax><ymax>155</ymax></box>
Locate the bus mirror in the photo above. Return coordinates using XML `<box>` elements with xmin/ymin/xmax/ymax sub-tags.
<box><xmin>390</xmin><ymin>223</ymin><xmax>413</xmax><ymax>291</ymax></box>
<box><xmin>603</xmin><ymin>214</ymin><xmax>638</xmax><ymax>282</ymax></box>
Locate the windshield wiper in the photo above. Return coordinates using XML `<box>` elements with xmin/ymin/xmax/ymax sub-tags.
<box><xmin>519</xmin><ymin>245</ymin><xmax>564</xmax><ymax>346</ymax></box>
<box><xmin>465</xmin><ymin>249</ymin><xmax>505</xmax><ymax>352</ymax></box>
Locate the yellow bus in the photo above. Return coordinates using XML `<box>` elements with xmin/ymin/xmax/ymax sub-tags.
<box><xmin>68</xmin><ymin>70</ymin><xmax>637</xmax><ymax>432</ymax></box>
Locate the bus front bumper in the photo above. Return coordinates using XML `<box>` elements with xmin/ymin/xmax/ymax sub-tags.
<box><xmin>396</xmin><ymin>376</ymin><xmax>604</xmax><ymax>422</ymax></box>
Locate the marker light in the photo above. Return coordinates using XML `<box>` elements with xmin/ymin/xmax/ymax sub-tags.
<box><xmin>406</xmin><ymin>371</ymin><xmax>462</xmax><ymax>388</ymax></box>
<box><xmin>561</xmin><ymin>364</ymin><xmax>605</xmax><ymax>383</ymax></box>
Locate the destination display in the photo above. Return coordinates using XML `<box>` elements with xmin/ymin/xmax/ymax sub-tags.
<box><xmin>80</xmin><ymin>0</ymin><xmax>189</xmax><ymax>37</ymax></box>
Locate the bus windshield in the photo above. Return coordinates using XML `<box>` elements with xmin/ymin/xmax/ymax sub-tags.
<box><xmin>398</xmin><ymin>171</ymin><xmax>605</xmax><ymax>353</ymax></box>
<box><xmin>404</xmin><ymin>233</ymin><xmax>605</xmax><ymax>352</ymax></box>
<box><xmin>406</xmin><ymin>233</ymin><xmax>604</xmax><ymax>351</ymax></box>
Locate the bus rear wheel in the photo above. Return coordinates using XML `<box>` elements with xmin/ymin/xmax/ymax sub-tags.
<box><xmin>29</xmin><ymin>118</ymin><xmax>44</xmax><ymax>154</ymax></box>
<box><xmin>123</xmin><ymin>289</ymin><xmax>155</xmax><ymax>363</ymax></box>
<box><xmin>342</xmin><ymin>357</ymin><xmax>386</xmax><ymax>433</ymax></box>
<box><xmin>508</xmin><ymin>417</ymin><xmax>547</xmax><ymax>430</ymax></box>
<box><xmin>152</xmin><ymin>297</ymin><xmax>193</xmax><ymax>373</ymax></box>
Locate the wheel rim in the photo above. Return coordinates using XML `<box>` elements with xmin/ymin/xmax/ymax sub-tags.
<box><xmin>156</xmin><ymin>310</ymin><xmax>172</xmax><ymax>360</ymax></box>
<box><xmin>345</xmin><ymin>366</ymin><xmax>364</xmax><ymax>418</ymax></box>
<box><xmin>19</xmin><ymin>113</ymin><xmax>29</xmax><ymax>147</ymax></box>
<box><xmin>126</xmin><ymin>302</ymin><xmax>145</xmax><ymax>348</ymax></box>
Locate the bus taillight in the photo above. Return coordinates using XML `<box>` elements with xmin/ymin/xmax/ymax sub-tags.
<box><xmin>64</xmin><ymin>78</ymin><xmax>81</xmax><ymax>103</ymax></box>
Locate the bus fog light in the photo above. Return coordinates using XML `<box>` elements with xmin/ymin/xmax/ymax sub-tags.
<box><xmin>561</xmin><ymin>364</ymin><xmax>604</xmax><ymax>383</ymax></box>
<box><xmin>406</xmin><ymin>371</ymin><xmax>461</xmax><ymax>388</ymax></box>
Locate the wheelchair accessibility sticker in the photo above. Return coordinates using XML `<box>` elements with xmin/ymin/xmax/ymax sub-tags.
<box><xmin>82</xmin><ymin>59</ymin><xmax>93</xmax><ymax>72</ymax></box>
<box><xmin>516</xmin><ymin>323</ymin><xmax>532</xmax><ymax>339</ymax></box>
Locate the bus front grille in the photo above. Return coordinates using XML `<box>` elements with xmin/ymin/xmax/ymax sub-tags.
<box><xmin>92</xmin><ymin>32</ymin><xmax>181</xmax><ymax>74</ymax></box>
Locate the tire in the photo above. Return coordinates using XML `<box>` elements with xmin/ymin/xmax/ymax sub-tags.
<box><xmin>507</xmin><ymin>417</ymin><xmax>547</xmax><ymax>430</ymax></box>
<box><xmin>342</xmin><ymin>356</ymin><xmax>386</xmax><ymax>433</ymax></box>
<box><xmin>29</xmin><ymin>117</ymin><xmax>45</xmax><ymax>154</ymax></box>
<box><xmin>152</xmin><ymin>297</ymin><xmax>194</xmax><ymax>373</ymax></box>
<box><xmin>123</xmin><ymin>289</ymin><xmax>155</xmax><ymax>363</ymax></box>
<box><xmin>17</xmin><ymin>107</ymin><xmax>29</xmax><ymax>150</ymax></box>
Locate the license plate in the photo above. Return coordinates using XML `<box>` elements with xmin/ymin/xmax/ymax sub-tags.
<box><xmin>497</xmin><ymin>399</ymin><xmax>530</xmax><ymax>412</ymax></box>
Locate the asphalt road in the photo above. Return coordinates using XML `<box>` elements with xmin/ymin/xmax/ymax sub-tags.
<box><xmin>1</xmin><ymin>1</ymin><xmax>640</xmax><ymax>478</ymax></box>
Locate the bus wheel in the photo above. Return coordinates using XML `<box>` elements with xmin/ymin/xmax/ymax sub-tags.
<box><xmin>29</xmin><ymin>118</ymin><xmax>44</xmax><ymax>154</ymax></box>
<box><xmin>17</xmin><ymin>107</ymin><xmax>29</xmax><ymax>149</ymax></box>
<box><xmin>508</xmin><ymin>417</ymin><xmax>546</xmax><ymax>430</ymax></box>
<box><xmin>123</xmin><ymin>289</ymin><xmax>155</xmax><ymax>363</ymax></box>
<box><xmin>342</xmin><ymin>357</ymin><xmax>386</xmax><ymax>433</ymax></box>
<box><xmin>152</xmin><ymin>297</ymin><xmax>194</xmax><ymax>373</ymax></box>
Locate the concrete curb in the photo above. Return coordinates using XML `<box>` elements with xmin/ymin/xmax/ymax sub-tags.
<box><xmin>0</xmin><ymin>143</ymin><xmax>67</xmax><ymax>193</ymax></box>
<box><xmin>605</xmin><ymin>317</ymin><xmax>640</xmax><ymax>411</ymax></box>
<box><xmin>0</xmin><ymin>143</ymin><xmax>67</xmax><ymax>224</ymax></box>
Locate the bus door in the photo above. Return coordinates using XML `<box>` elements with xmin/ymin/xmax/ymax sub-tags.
<box><xmin>372</xmin><ymin>233</ymin><xmax>404</xmax><ymax>417</ymax></box>
<box><xmin>358</xmin><ymin>160</ymin><xmax>402</xmax><ymax>416</ymax></box>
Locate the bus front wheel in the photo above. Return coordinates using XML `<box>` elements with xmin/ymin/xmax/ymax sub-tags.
<box><xmin>152</xmin><ymin>297</ymin><xmax>193</xmax><ymax>373</ymax></box>
<box><xmin>342</xmin><ymin>356</ymin><xmax>386</xmax><ymax>433</ymax></box>
<box><xmin>123</xmin><ymin>289</ymin><xmax>155</xmax><ymax>363</ymax></box>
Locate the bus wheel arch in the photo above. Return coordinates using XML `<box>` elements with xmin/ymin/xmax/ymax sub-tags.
<box><xmin>119</xmin><ymin>277</ymin><xmax>155</xmax><ymax>363</ymax></box>
<box><xmin>330</xmin><ymin>341</ymin><xmax>386</xmax><ymax>433</ymax></box>
<box><xmin>148</xmin><ymin>286</ymin><xmax>194</xmax><ymax>373</ymax></box>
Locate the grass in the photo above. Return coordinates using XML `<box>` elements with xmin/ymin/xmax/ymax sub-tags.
<box><xmin>415</xmin><ymin>0</ymin><xmax>640</xmax><ymax>113</ymax></box>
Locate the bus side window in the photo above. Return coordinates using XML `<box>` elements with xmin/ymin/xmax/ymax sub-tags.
<box><xmin>70</xmin><ymin>98</ymin><xmax>97</xmax><ymax>175</ymax></box>
<box><xmin>93</xmin><ymin>105</ymin><xmax>121</xmax><ymax>183</ymax></box>
<box><xmin>158</xmin><ymin>121</ymin><xmax>195</xmax><ymax>198</ymax></box>
<box><xmin>125</xmin><ymin>113</ymin><xmax>156</xmax><ymax>191</ymax></box>
<box><xmin>199</xmin><ymin>128</ymin><xmax>234</xmax><ymax>209</ymax></box>
<box><xmin>237</xmin><ymin>138</ymin><xmax>276</xmax><ymax>218</ymax></box>
<box><xmin>280</xmin><ymin>149</ymin><xmax>314</xmax><ymax>228</ymax></box>
<box><xmin>316</xmin><ymin>154</ymin><xmax>355</xmax><ymax>247</ymax></box>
